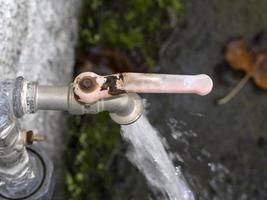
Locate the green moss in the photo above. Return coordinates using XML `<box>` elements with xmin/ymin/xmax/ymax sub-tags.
<box><xmin>66</xmin><ymin>1</ymin><xmax>183</xmax><ymax>199</ymax></box>
<box><xmin>79</xmin><ymin>0</ymin><xmax>183</xmax><ymax>66</ymax></box>
<box><xmin>65</xmin><ymin>113</ymin><xmax>120</xmax><ymax>200</ymax></box>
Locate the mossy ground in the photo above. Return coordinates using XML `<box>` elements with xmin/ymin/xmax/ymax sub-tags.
<box><xmin>79</xmin><ymin>0</ymin><xmax>182</xmax><ymax>66</ymax></box>
<box><xmin>65</xmin><ymin>113</ymin><xmax>121</xmax><ymax>199</ymax></box>
<box><xmin>65</xmin><ymin>0</ymin><xmax>182</xmax><ymax>199</ymax></box>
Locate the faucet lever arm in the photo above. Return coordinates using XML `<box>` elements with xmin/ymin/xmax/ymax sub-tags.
<box><xmin>74</xmin><ymin>72</ymin><xmax>213</xmax><ymax>104</ymax></box>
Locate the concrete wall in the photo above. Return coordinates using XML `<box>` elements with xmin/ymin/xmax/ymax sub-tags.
<box><xmin>0</xmin><ymin>1</ymin><xmax>81</xmax><ymax>199</ymax></box>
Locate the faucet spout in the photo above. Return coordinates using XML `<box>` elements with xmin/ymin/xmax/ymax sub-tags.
<box><xmin>86</xmin><ymin>93</ymin><xmax>143</xmax><ymax>125</ymax></box>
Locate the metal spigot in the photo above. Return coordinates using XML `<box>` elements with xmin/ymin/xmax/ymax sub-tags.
<box><xmin>12</xmin><ymin>72</ymin><xmax>213</xmax><ymax>125</ymax></box>
<box><xmin>72</xmin><ymin>72</ymin><xmax>213</xmax><ymax>124</ymax></box>
<box><xmin>0</xmin><ymin>72</ymin><xmax>213</xmax><ymax>199</ymax></box>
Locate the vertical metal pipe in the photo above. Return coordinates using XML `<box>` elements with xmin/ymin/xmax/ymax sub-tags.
<box><xmin>0</xmin><ymin>80</ymin><xmax>42</xmax><ymax>199</ymax></box>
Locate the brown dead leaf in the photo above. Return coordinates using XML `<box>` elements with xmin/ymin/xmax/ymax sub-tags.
<box><xmin>251</xmin><ymin>49</ymin><xmax>267</xmax><ymax>89</ymax></box>
<box><xmin>218</xmin><ymin>36</ymin><xmax>267</xmax><ymax>105</ymax></box>
<box><xmin>225</xmin><ymin>37</ymin><xmax>267</xmax><ymax>89</ymax></box>
<box><xmin>225</xmin><ymin>38</ymin><xmax>255</xmax><ymax>75</ymax></box>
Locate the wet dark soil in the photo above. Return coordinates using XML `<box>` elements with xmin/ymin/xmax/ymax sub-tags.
<box><xmin>113</xmin><ymin>0</ymin><xmax>267</xmax><ymax>199</ymax></box>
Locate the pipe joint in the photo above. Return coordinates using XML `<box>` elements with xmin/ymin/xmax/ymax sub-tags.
<box><xmin>87</xmin><ymin>93</ymin><xmax>143</xmax><ymax>125</ymax></box>
<box><xmin>14</xmin><ymin>78</ymin><xmax>144</xmax><ymax>125</ymax></box>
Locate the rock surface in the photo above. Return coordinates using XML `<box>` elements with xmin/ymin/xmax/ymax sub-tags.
<box><xmin>0</xmin><ymin>0</ymin><xmax>80</xmax><ymax>199</ymax></box>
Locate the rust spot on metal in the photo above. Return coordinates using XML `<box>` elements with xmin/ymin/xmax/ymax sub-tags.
<box><xmin>119</xmin><ymin>73</ymin><xmax>124</xmax><ymax>81</ymax></box>
<box><xmin>101</xmin><ymin>74</ymin><xmax>126</xmax><ymax>95</ymax></box>
<box><xmin>78</xmin><ymin>76</ymin><xmax>98</xmax><ymax>93</ymax></box>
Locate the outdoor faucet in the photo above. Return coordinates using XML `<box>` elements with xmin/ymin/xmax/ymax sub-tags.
<box><xmin>13</xmin><ymin>72</ymin><xmax>213</xmax><ymax>124</ymax></box>
<box><xmin>0</xmin><ymin>72</ymin><xmax>212</xmax><ymax>199</ymax></box>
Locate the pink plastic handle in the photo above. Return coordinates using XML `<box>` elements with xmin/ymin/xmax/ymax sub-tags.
<box><xmin>73</xmin><ymin>72</ymin><xmax>213</xmax><ymax>103</ymax></box>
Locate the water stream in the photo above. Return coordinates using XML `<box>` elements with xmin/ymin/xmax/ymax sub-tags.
<box><xmin>121</xmin><ymin>115</ymin><xmax>194</xmax><ymax>200</ymax></box>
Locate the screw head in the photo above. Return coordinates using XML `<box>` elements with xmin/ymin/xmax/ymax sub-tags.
<box><xmin>77</xmin><ymin>76</ymin><xmax>97</xmax><ymax>93</ymax></box>
<box><xmin>79</xmin><ymin>78</ymin><xmax>93</xmax><ymax>90</ymax></box>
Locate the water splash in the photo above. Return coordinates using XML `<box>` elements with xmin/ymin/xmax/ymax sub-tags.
<box><xmin>121</xmin><ymin>115</ymin><xmax>194</xmax><ymax>200</ymax></box>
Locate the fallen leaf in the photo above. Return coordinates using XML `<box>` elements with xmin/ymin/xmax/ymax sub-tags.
<box><xmin>225</xmin><ymin>38</ymin><xmax>255</xmax><ymax>75</ymax></box>
<box><xmin>251</xmin><ymin>49</ymin><xmax>267</xmax><ymax>89</ymax></box>
<box><xmin>218</xmin><ymin>35</ymin><xmax>267</xmax><ymax>105</ymax></box>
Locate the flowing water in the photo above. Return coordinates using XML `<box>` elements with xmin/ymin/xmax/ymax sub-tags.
<box><xmin>121</xmin><ymin>115</ymin><xmax>194</xmax><ymax>200</ymax></box>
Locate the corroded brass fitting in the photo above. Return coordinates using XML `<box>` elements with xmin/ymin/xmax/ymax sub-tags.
<box><xmin>21</xmin><ymin>130</ymin><xmax>45</xmax><ymax>145</ymax></box>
